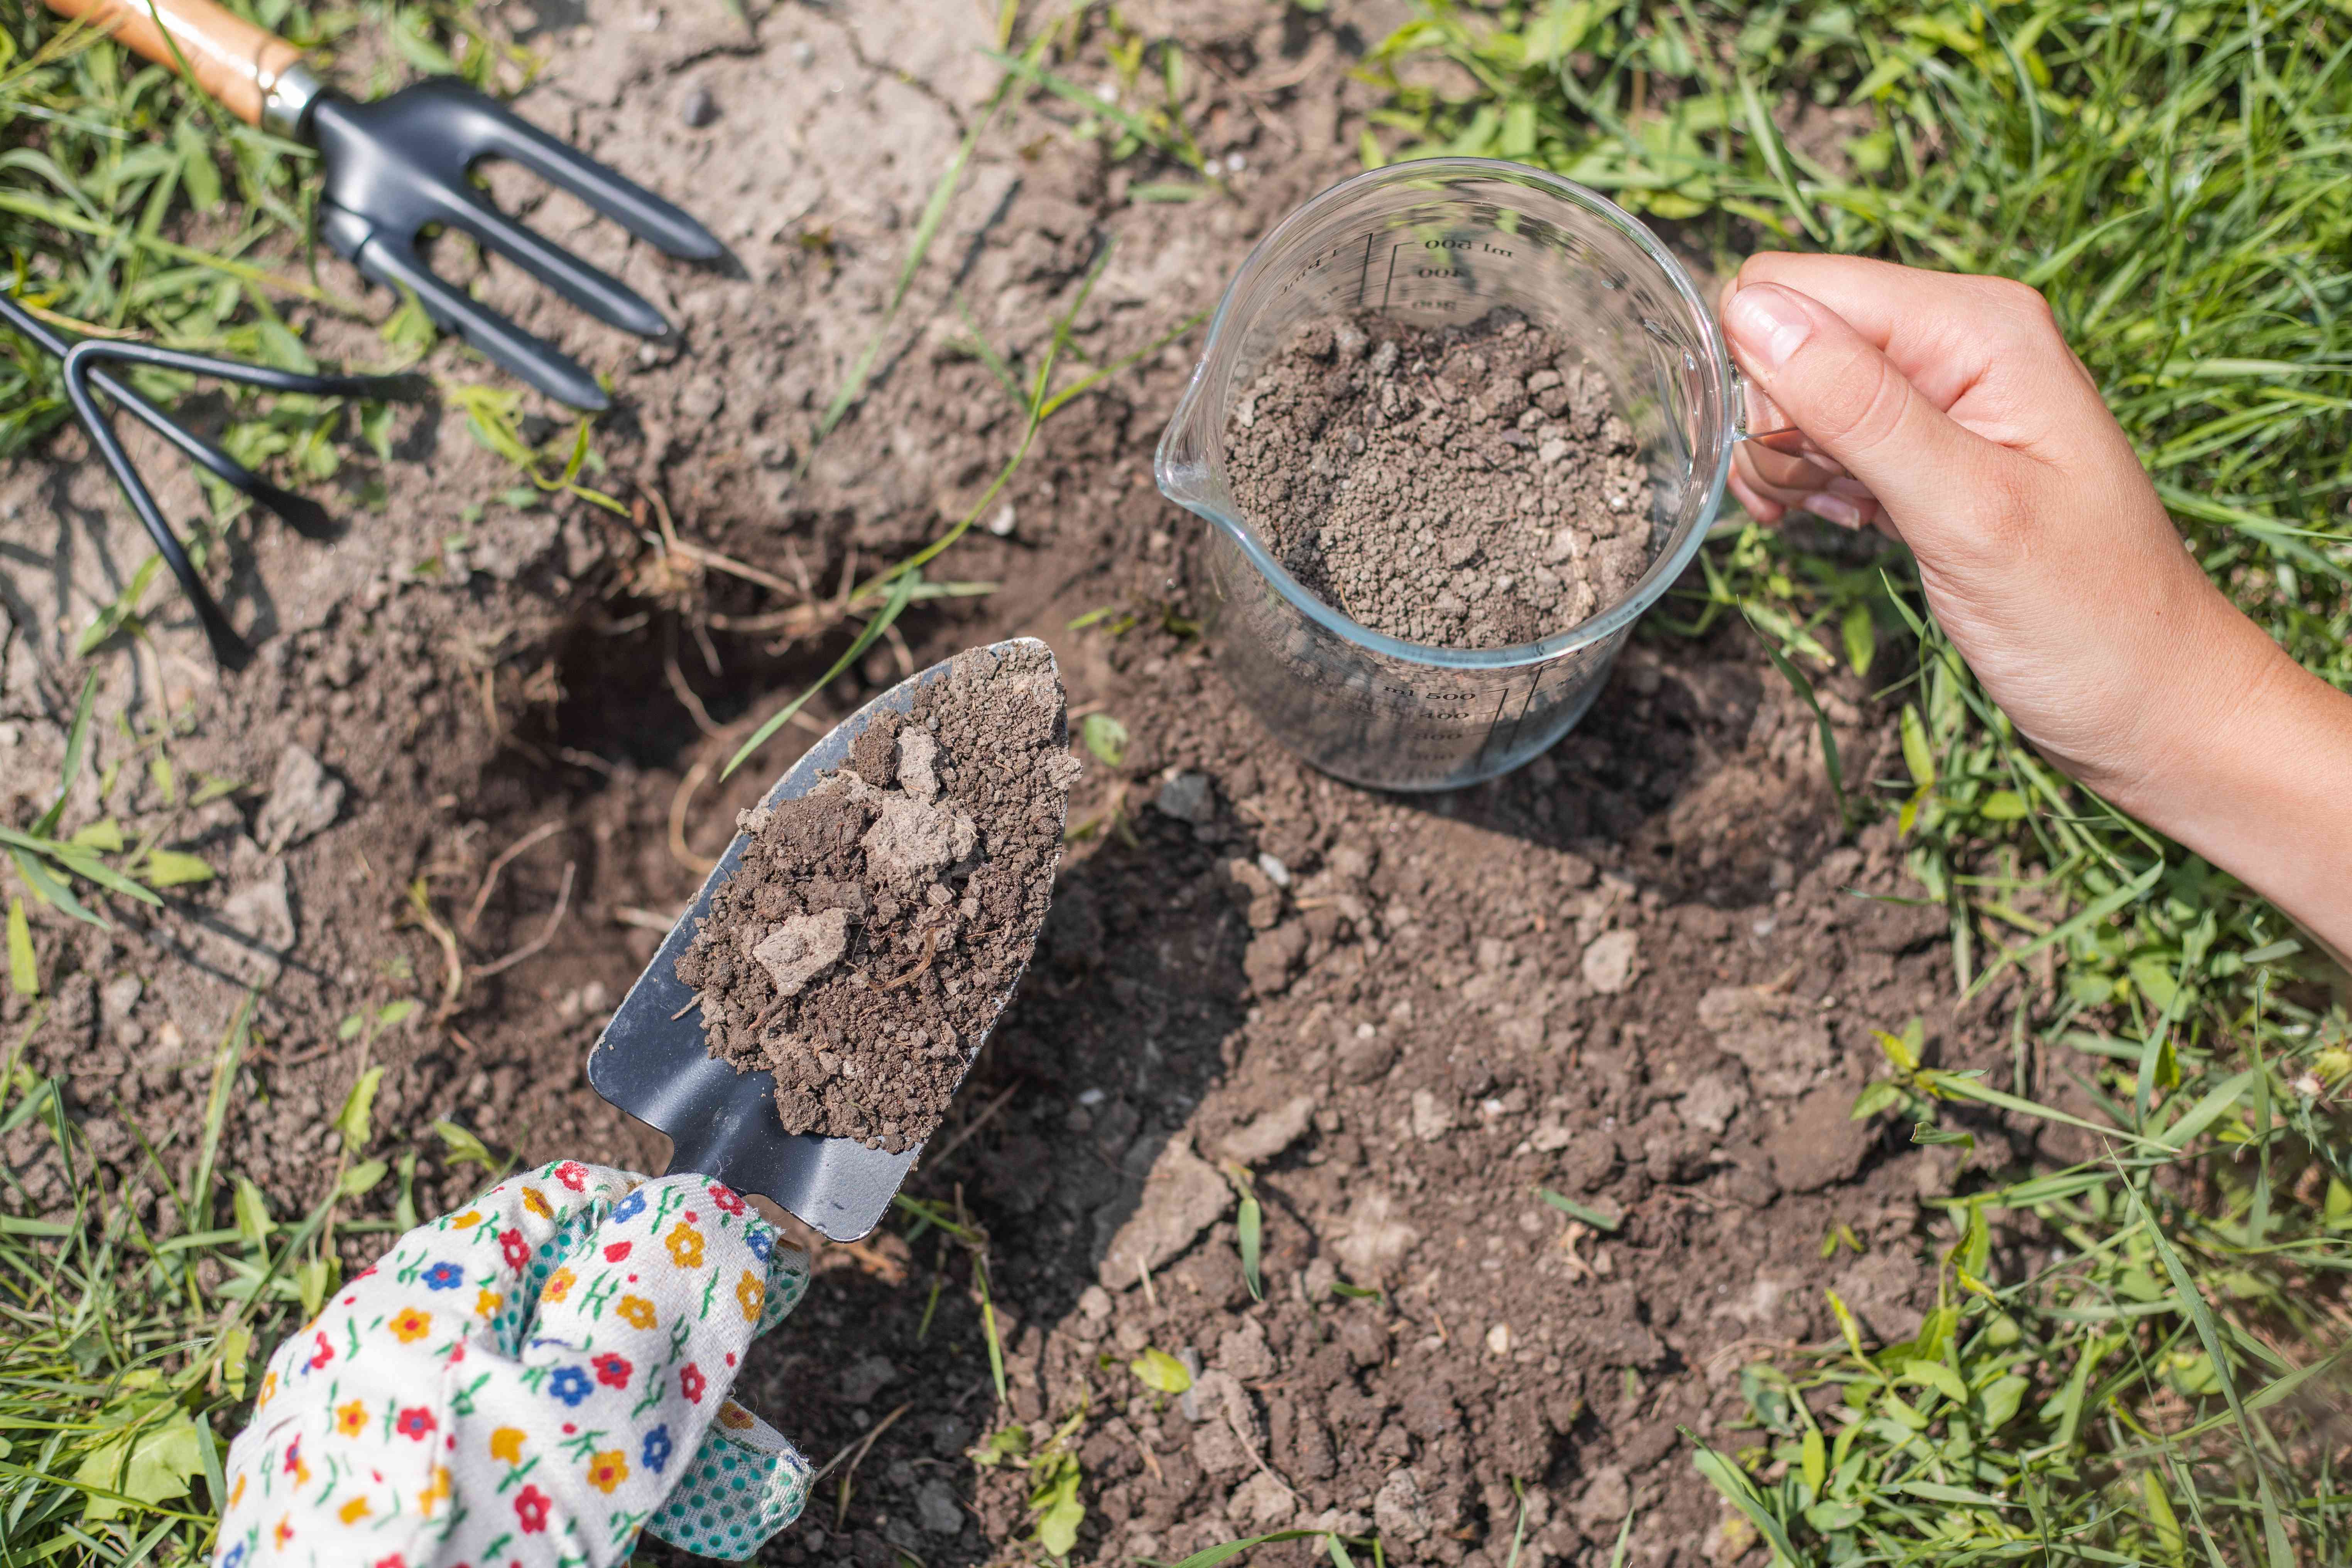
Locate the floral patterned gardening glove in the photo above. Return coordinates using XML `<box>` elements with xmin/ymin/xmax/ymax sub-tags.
<box><xmin>214</xmin><ymin>1161</ymin><xmax>814</xmax><ymax>1568</ymax></box>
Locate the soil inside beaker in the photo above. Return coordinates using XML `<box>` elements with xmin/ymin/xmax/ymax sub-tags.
<box><xmin>1225</xmin><ymin>310</ymin><xmax>1657</xmax><ymax>649</ymax></box>
<box><xmin>673</xmin><ymin>643</ymin><xmax>1077</xmax><ymax>1152</ymax></box>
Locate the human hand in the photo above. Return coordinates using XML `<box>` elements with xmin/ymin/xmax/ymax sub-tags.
<box><xmin>1720</xmin><ymin>252</ymin><xmax>2269</xmax><ymax>803</ymax></box>
<box><xmin>216</xmin><ymin>1161</ymin><xmax>814</xmax><ymax>1568</ymax></box>
<box><xmin>1720</xmin><ymin>253</ymin><xmax>2352</xmax><ymax>956</ymax></box>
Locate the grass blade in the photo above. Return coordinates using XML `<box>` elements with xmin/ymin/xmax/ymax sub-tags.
<box><xmin>2122</xmin><ymin>1172</ymin><xmax>2295</xmax><ymax>1568</ymax></box>
<box><xmin>722</xmin><ymin>569</ymin><xmax>921</xmax><ymax>779</ymax></box>
<box><xmin>1685</xmin><ymin>1429</ymin><xmax>1801</xmax><ymax>1565</ymax></box>
<box><xmin>803</xmin><ymin>79</ymin><xmax>1011</xmax><ymax>464</ymax></box>
<box><xmin>1237</xmin><ymin>1191</ymin><xmax>1263</xmax><ymax>1301</ymax></box>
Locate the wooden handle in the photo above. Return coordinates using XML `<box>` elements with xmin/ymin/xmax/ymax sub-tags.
<box><xmin>44</xmin><ymin>0</ymin><xmax>304</xmax><ymax>127</ymax></box>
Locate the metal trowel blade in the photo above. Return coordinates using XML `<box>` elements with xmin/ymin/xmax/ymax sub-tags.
<box><xmin>588</xmin><ymin>638</ymin><xmax>1066</xmax><ymax>1241</ymax></box>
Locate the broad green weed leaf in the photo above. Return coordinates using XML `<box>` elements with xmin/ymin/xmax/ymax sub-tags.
<box><xmin>340</xmin><ymin>1159</ymin><xmax>389</xmax><ymax>1198</ymax></box>
<box><xmin>1825</xmin><ymin>1289</ymin><xmax>1868</xmax><ymax>1360</ymax></box>
<box><xmin>1980</xmin><ymin>789</ymin><xmax>2028</xmax><ymax>820</ymax></box>
<box><xmin>1082</xmin><ymin>712</ymin><xmax>1129</xmax><ymax>767</ymax></box>
<box><xmin>1903</xmin><ymin>1358</ymin><xmax>1969</xmax><ymax>1405</ymax></box>
<box><xmin>1850</xmin><ymin>1080</ymin><xmax>1903</xmax><ymax>1119</ymax></box>
<box><xmin>68</xmin><ymin>818</ymin><xmax>124</xmax><ymax>852</ymax></box>
<box><xmin>1841</xmin><ymin>600</ymin><xmax>1876</xmax><ymax>675</ymax></box>
<box><xmin>1237</xmin><ymin>1191</ymin><xmax>1263</xmax><ymax>1301</ymax></box>
<box><xmin>74</xmin><ymin>1415</ymin><xmax>205</xmax><ymax>1521</ymax></box>
<box><xmin>1804</xmin><ymin>1499</ymin><xmax>1863</xmax><ymax>1531</ymax></box>
<box><xmin>1979</xmin><ymin>1374</ymin><xmax>2029</xmax><ymax>1429</ymax></box>
<box><xmin>2143</xmin><ymin>1465</ymin><xmax>2186</xmax><ymax>1560</ymax></box>
<box><xmin>1032</xmin><ymin>1458</ymin><xmax>1083</xmax><ymax>1558</ymax></box>
<box><xmin>140</xmin><ymin>850</ymin><xmax>214</xmax><ymax>889</ymax></box>
<box><xmin>294</xmin><ymin>1255</ymin><xmax>333</xmax><ymax>1316</ymax></box>
<box><xmin>972</xmin><ymin>1425</ymin><xmax>1028</xmax><ymax>1466</ymax></box>
<box><xmin>335</xmin><ymin>1065</ymin><xmax>385</xmax><ymax>1151</ymax></box>
<box><xmin>1525</xmin><ymin>0</ymin><xmax>1598</xmax><ymax>64</ymax></box>
<box><xmin>233</xmin><ymin>1177</ymin><xmax>275</xmax><ymax>1246</ymax></box>
<box><xmin>1130</xmin><ymin>1347</ymin><xmax>1191</xmax><ymax>1394</ymax></box>
<box><xmin>435</xmin><ymin>1119</ymin><xmax>499</xmax><ymax>1172</ymax></box>
<box><xmin>174</xmin><ymin>115</ymin><xmax>222</xmax><ymax>209</ymax></box>
<box><xmin>36</xmin><ymin>672</ymin><xmax>99</xmax><ymax>838</ymax></box>
<box><xmin>221</xmin><ymin>1325</ymin><xmax>253</xmax><ymax>1399</ymax></box>
<box><xmin>1899</xmin><ymin>703</ymin><xmax>1935</xmax><ymax>786</ymax></box>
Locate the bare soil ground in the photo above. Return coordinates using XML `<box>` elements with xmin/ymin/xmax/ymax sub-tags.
<box><xmin>0</xmin><ymin>3</ymin><xmax>2037</xmax><ymax>1563</ymax></box>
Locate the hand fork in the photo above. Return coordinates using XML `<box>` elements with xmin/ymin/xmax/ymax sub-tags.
<box><xmin>45</xmin><ymin>0</ymin><xmax>724</xmax><ymax>410</ymax></box>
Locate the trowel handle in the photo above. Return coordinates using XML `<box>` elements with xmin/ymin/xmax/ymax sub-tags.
<box><xmin>44</xmin><ymin>0</ymin><xmax>313</xmax><ymax>132</ymax></box>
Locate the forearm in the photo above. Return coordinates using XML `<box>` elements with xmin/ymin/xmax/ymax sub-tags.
<box><xmin>2117</xmin><ymin>626</ymin><xmax>2352</xmax><ymax>961</ymax></box>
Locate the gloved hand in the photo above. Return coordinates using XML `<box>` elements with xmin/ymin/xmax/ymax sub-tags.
<box><xmin>215</xmin><ymin>1161</ymin><xmax>814</xmax><ymax>1567</ymax></box>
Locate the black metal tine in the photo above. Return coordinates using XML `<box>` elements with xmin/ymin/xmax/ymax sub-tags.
<box><xmin>458</xmin><ymin>87</ymin><xmax>725</xmax><ymax>262</ymax></box>
<box><xmin>63</xmin><ymin>335</ymin><xmax>428</xmax><ymax>545</ymax></box>
<box><xmin>434</xmin><ymin>186</ymin><xmax>672</xmax><ymax>339</ymax></box>
<box><xmin>340</xmin><ymin>222</ymin><xmax>610</xmax><ymax>411</ymax></box>
<box><xmin>59</xmin><ymin>343</ymin><xmax>251</xmax><ymax>670</ymax></box>
<box><xmin>64</xmin><ymin>337</ymin><xmax>432</xmax><ymax>404</ymax></box>
<box><xmin>0</xmin><ymin>292</ymin><xmax>264</xmax><ymax>495</ymax></box>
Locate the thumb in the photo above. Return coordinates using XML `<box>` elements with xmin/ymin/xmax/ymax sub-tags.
<box><xmin>1723</xmin><ymin>281</ymin><xmax>1997</xmax><ymax>535</ymax></box>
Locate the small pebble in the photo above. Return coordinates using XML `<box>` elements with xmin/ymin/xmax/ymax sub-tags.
<box><xmin>681</xmin><ymin>84</ymin><xmax>719</xmax><ymax>127</ymax></box>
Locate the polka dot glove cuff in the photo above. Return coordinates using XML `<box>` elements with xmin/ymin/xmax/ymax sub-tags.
<box><xmin>215</xmin><ymin>1161</ymin><xmax>813</xmax><ymax>1567</ymax></box>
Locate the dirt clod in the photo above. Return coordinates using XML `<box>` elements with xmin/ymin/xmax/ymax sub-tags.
<box><xmin>674</xmin><ymin>644</ymin><xmax>1074</xmax><ymax>1150</ymax></box>
<box><xmin>1699</xmin><ymin>984</ymin><xmax>1837</xmax><ymax>1097</ymax></box>
<box><xmin>1227</xmin><ymin>312</ymin><xmax>1656</xmax><ymax>649</ymax></box>
<box><xmin>1099</xmin><ymin>1137</ymin><xmax>1230</xmax><ymax>1289</ymax></box>
<box><xmin>1767</xmin><ymin>1085</ymin><xmax>1877</xmax><ymax>1192</ymax></box>
<box><xmin>1581</xmin><ymin>928</ymin><xmax>1640</xmax><ymax>994</ymax></box>
<box><xmin>254</xmin><ymin>743</ymin><xmax>343</xmax><ymax>853</ymax></box>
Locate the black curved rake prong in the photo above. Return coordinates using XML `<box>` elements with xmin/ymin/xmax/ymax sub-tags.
<box><xmin>306</xmin><ymin>77</ymin><xmax>725</xmax><ymax>410</ymax></box>
<box><xmin>0</xmin><ymin>293</ymin><xmax>265</xmax><ymax>502</ymax></box>
<box><xmin>57</xmin><ymin>336</ymin><xmax>430</xmax><ymax>668</ymax></box>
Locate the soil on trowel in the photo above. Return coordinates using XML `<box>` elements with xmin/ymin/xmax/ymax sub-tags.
<box><xmin>674</xmin><ymin>644</ymin><xmax>1077</xmax><ymax>1151</ymax></box>
<box><xmin>1227</xmin><ymin>313</ymin><xmax>1656</xmax><ymax>649</ymax></box>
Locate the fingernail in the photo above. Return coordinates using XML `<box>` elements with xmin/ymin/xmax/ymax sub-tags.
<box><xmin>1803</xmin><ymin>492</ymin><xmax>1864</xmax><ymax>528</ymax></box>
<box><xmin>1724</xmin><ymin>284</ymin><xmax>1813</xmax><ymax>371</ymax></box>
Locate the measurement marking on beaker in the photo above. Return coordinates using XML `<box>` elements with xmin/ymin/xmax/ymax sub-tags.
<box><xmin>1477</xmin><ymin>686</ymin><xmax>1512</xmax><ymax>762</ymax></box>
<box><xmin>1357</xmin><ymin>231</ymin><xmax>1374</xmax><ymax>307</ymax></box>
<box><xmin>1496</xmin><ymin>679</ymin><xmax>1536</xmax><ymax>759</ymax></box>
<box><xmin>1380</xmin><ymin>242</ymin><xmax>1403</xmax><ymax>308</ymax></box>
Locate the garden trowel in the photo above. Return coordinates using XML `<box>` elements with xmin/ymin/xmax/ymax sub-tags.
<box><xmin>588</xmin><ymin>640</ymin><xmax>1066</xmax><ymax>1242</ymax></box>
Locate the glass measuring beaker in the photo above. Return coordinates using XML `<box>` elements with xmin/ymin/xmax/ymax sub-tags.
<box><xmin>1157</xmin><ymin>158</ymin><xmax>1757</xmax><ymax>793</ymax></box>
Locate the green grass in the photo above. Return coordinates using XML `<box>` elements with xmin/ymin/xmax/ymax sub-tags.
<box><xmin>1365</xmin><ymin>0</ymin><xmax>2352</xmax><ymax>1562</ymax></box>
<box><xmin>0</xmin><ymin>5</ymin><xmax>524</xmax><ymax>1560</ymax></box>
<box><xmin>0</xmin><ymin>989</ymin><xmax>438</xmax><ymax>1563</ymax></box>
<box><xmin>1</xmin><ymin>0</ymin><xmax>595</xmax><ymax>625</ymax></box>
<box><xmin>15</xmin><ymin>0</ymin><xmax>2352</xmax><ymax>1563</ymax></box>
